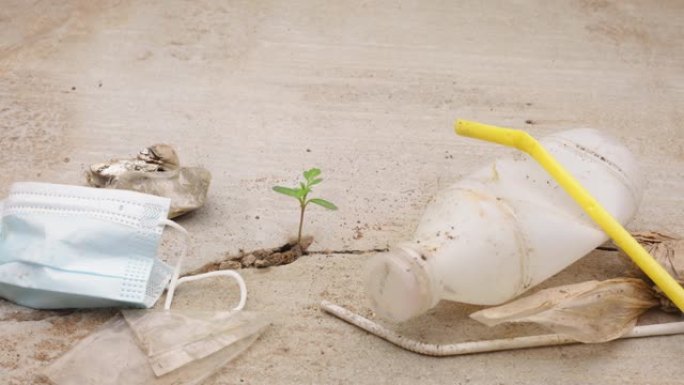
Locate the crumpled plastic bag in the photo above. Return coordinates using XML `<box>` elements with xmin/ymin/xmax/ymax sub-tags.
<box><xmin>122</xmin><ymin>309</ymin><xmax>268</xmax><ymax>376</ymax></box>
<box><xmin>86</xmin><ymin>144</ymin><xmax>211</xmax><ymax>218</ymax></box>
<box><xmin>43</xmin><ymin>310</ymin><xmax>268</xmax><ymax>385</ymax></box>
<box><xmin>470</xmin><ymin>278</ymin><xmax>659</xmax><ymax>343</ymax></box>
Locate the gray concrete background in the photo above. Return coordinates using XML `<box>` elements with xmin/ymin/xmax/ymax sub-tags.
<box><xmin>1</xmin><ymin>0</ymin><xmax>683</xmax><ymax>384</ymax></box>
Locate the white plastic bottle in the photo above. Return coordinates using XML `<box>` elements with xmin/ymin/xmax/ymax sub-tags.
<box><xmin>365</xmin><ymin>129</ymin><xmax>643</xmax><ymax>322</ymax></box>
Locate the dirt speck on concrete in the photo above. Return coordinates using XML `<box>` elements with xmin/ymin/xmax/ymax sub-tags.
<box><xmin>0</xmin><ymin>310</ymin><xmax>74</xmax><ymax>323</ymax></box>
<box><xmin>48</xmin><ymin>314</ymin><xmax>85</xmax><ymax>336</ymax></box>
<box><xmin>32</xmin><ymin>339</ymin><xmax>67</xmax><ymax>362</ymax></box>
<box><xmin>31</xmin><ymin>351</ymin><xmax>50</xmax><ymax>362</ymax></box>
<box><xmin>353</xmin><ymin>227</ymin><xmax>364</xmax><ymax>240</ymax></box>
<box><xmin>0</xmin><ymin>338</ymin><xmax>19</xmax><ymax>370</ymax></box>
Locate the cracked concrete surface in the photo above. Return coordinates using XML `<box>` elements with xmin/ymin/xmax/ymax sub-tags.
<box><xmin>1</xmin><ymin>0</ymin><xmax>684</xmax><ymax>384</ymax></box>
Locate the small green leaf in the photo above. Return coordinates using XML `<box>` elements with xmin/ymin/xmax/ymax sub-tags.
<box><xmin>295</xmin><ymin>187</ymin><xmax>307</xmax><ymax>199</ymax></box>
<box><xmin>304</xmin><ymin>168</ymin><xmax>321</xmax><ymax>182</ymax></box>
<box><xmin>309</xmin><ymin>178</ymin><xmax>323</xmax><ymax>186</ymax></box>
<box><xmin>273</xmin><ymin>186</ymin><xmax>300</xmax><ymax>199</ymax></box>
<box><xmin>308</xmin><ymin>198</ymin><xmax>338</xmax><ymax>210</ymax></box>
<box><xmin>299</xmin><ymin>182</ymin><xmax>308</xmax><ymax>192</ymax></box>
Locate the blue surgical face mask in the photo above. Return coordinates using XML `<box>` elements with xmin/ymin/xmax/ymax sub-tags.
<box><xmin>0</xmin><ymin>182</ymin><xmax>180</xmax><ymax>309</ymax></box>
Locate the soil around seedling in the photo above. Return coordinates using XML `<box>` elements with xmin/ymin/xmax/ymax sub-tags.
<box><xmin>185</xmin><ymin>236</ymin><xmax>315</xmax><ymax>275</ymax></box>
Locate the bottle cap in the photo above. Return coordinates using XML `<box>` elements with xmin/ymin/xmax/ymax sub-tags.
<box><xmin>364</xmin><ymin>247</ymin><xmax>436</xmax><ymax>322</ymax></box>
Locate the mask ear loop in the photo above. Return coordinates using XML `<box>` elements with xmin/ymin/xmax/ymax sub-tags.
<box><xmin>173</xmin><ymin>271</ymin><xmax>247</xmax><ymax>311</ymax></box>
<box><xmin>160</xmin><ymin>219</ymin><xmax>247</xmax><ymax>311</ymax></box>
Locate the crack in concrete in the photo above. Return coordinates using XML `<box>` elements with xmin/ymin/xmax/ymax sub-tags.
<box><xmin>307</xmin><ymin>248</ymin><xmax>389</xmax><ymax>255</ymax></box>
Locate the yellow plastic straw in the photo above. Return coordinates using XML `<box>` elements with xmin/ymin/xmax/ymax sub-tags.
<box><xmin>455</xmin><ymin>119</ymin><xmax>684</xmax><ymax>312</ymax></box>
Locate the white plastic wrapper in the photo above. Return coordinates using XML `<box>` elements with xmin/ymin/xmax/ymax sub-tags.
<box><xmin>86</xmin><ymin>144</ymin><xmax>211</xmax><ymax>218</ymax></box>
<box><xmin>103</xmin><ymin>167</ymin><xmax>211</xmax><ymax>218</ymax></box>
<box><xmin>44</xmin><ymin>310</ymin><xmax>268</xmax><ymax>385</ymax></box>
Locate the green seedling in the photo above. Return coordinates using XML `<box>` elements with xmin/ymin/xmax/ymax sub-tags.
<box><xmin>273</xmin><ymin>168</ymin><xmax>338</xmax><ymax>245</ymax></box>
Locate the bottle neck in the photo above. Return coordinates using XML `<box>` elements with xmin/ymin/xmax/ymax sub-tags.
<box><xmin>397</xmin><ymin>242</ymin><xmax>444</xmax><ymax>300</ymax></box>
<box><xmin>363</xmin><ymin>243</ymin><xmax>441</xmax><ymax>322</ymax></box>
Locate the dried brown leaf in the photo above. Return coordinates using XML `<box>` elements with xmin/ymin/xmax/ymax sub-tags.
<box><xmin>470</xmin><ymin>278</ymin><xmax>659</xmax><ymax>343</ymax></box>
<box><xmin>616</xmin><ymin>233</ymin><xmax>684</xmax><ymax>312</ymax></box>
<box><xmin>644</xmin><ymin>239</ymin><xmax>684</xmax><ymax>312</ymax></box>
<box><xmin>629</xmin><ymin>231</ymin><xmax>679</xmax><ymax>245</ymax></box>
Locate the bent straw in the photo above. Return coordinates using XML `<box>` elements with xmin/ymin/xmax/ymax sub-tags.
<box><xmin>455</xmin><ymin>120</ymin><xmax>684</xmax><ymax>312</ymax></box>
<box><xmin>321</xmin><ymin>301</ymin><xmax>684</xmax><ymax>356</ymax></box>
